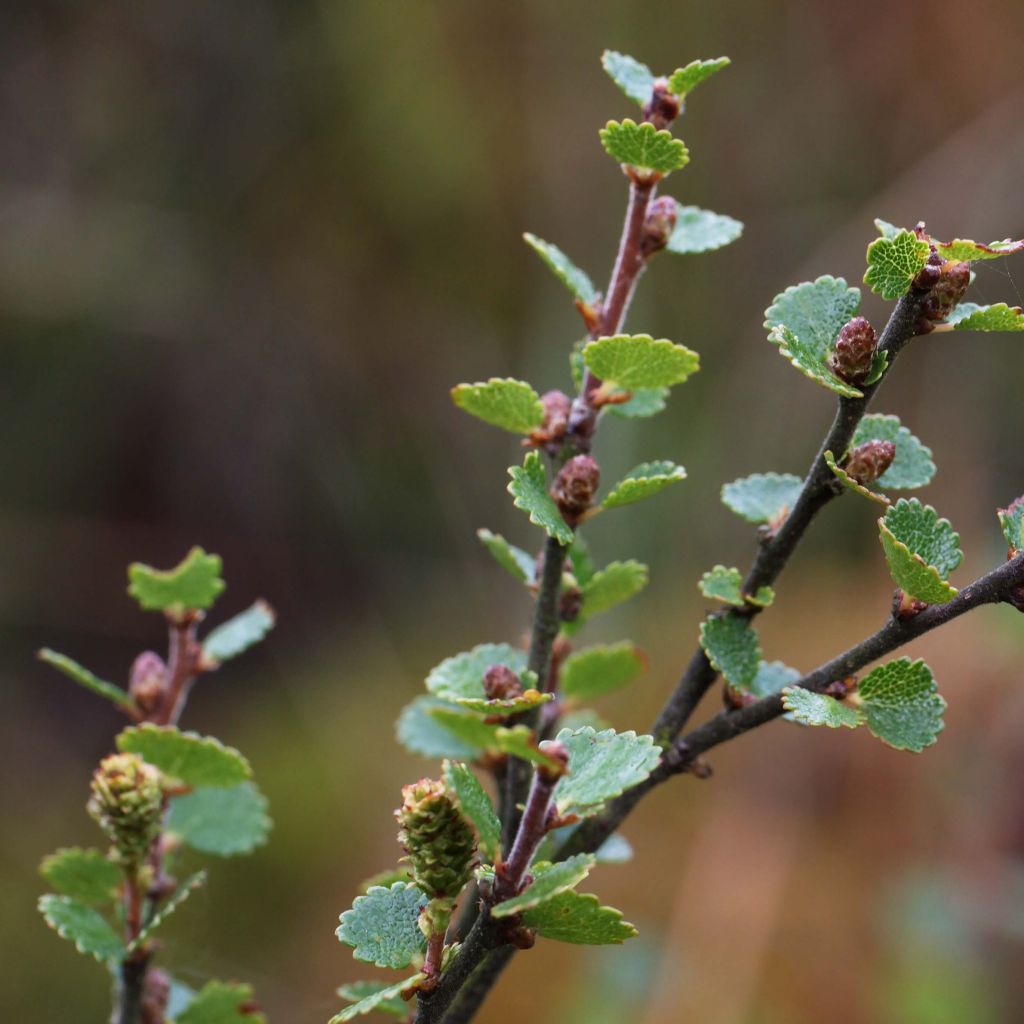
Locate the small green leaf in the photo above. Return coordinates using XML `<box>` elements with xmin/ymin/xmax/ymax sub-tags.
<box><xmin>666</xmin><ymin>203</ymin><xmax>743</xmax><ymax>254</ymax></box>
<box><xmin>116</xmin><ymin>725</ymin><xmax>251</xmax><ymax>787</ymax></box>
<box><xmin>607</xmin><ymin>386</ymin><xmax>669</xmax><ymax>418</ymax></box>
<box><xmin>202</xmin><ymin>601</ymin><xmax>275</xmax><ymax>665</ymax></box>
<box><xmin>477</xmin><ymin>528</ymin><xmax>535</xmax><ymax>583</ymax></box>
<box><xmin>508</xmin><ymin>451</ymin><xmax>575</xmax><ymax>545</ymax></box>
<box><xmin>452</xmin><ymin>378</ymin><xmax>545</xmax><ymax>434</ymax></box>
<box><xmin>699</xmin><ymin>615</ymin><xmax>761</xmax><ymax>689</ymax></box>
<box><xmin>945</xmin><ymin>302</ymin><xmax>1024</xmax><ymax>332</ymax></box>
<box><xmin>425</xmin><ymin>708</ymin><xmax>562</xmax><ymax>770</ymax></box>
<box><xmin>602</xmin><ymin>461</ymin><xmax>686</xmax><ymax>510</ymax></box>
<box><xmin>851</xmin><ymin>414</ymin><xmax>936</xmax><ymax>490</ymax></box>
<box><xmin>933</xmin><ymin>237</ymin><xmax>1024</xmax><ymax>262</ymax></box>
<box><xmin>38</xmin><ymin>894</ymin><xmax>124</xmax><ymax>963</ymax></box>
<box><xmin>698</xmin><ymin>565</ymin><xmax>774</xmax><ymax>608</ymax></box>
<box><xmin>878</xmin><ymin>498</ymin><xmax>961</xmax><ymax>604</ymax></box>
<box><xmin>443</xmin><ymin>761</ymin><xmax>501</xmax><ymax>863</ymax></box>
<box><xmin>749</xmin><ymin>660</ymin><xmax>801</xmax><ymax>698</ymax></box>
<box><xmin>337</xmin><ymin>882</ymin><xmax>428</xmax><ymax>970</ymax></box>
<box><xmin>577</xmin><ymin>560</ymin><xmax>649</xmax><ymax>621</ymax></box>
<box><xmin>601</xmin><ymin>50</ymin><xmax>655</xmax><ymax>105</ymax></box>
<box><xmin>39</xmin><ymin>848</ymin><xmax>120</xmax><ymax>904</ymax></box>
<box><xmin>177</xmin><ymin>980</ymin><xmax>266</xmax><ymax>1024</ymax></box>
<box><xmin>599</xmin><ymin>119</ymin><xmax>689</xmax><ymax>175</ymax></box>
<box><xmin>425</xmin><ymin>642</ymin><xmax>551</xmax><ymax>715</ymax></box>
<box><xmin>522</xmin><ymin>888</ymin><xmax>638</xmax><ymax>944</ymax></box>
<box><xmin>825</xmin><ymin>450</ymin><xmax>891</xmax><ymax>506</ymax></box>
<box><xmin>567</xmin><ymin>535</ymin><xmax>596</xmax><ymax>586</ymax></box>
<box><xmin>553</xmin><ymin>727</ymin><xmax>661</xmax><ymax>816</ymax></box>
<box><xmin>764</xmin><ymin>276</ymin><xmax>865</xmax><ymax>397</ymax></box>
<box><xmin>781</xmin><ymin>687</ymin><xmax>863</xmax><ymax>729</ymax></box>
<box><xmin>334</xmin><ymin>980</ymin><xmax>411</xmax><ymax>1022</ymax></box>
<box><xmin>874</xmin><ymin>218</ymin><xmax>902</xmax><ymax>239</ymax></box>
<box><xmin>560</xmin><ymin>642</ymin><xmax>646</xmax><ymax>702</ymax></box>
<box><xmin>491</xmin><ymin>854</ymin><xmax>595</xmax><ymax>917</ymax></box>
<box><xmin>857</xmin><ymin>658</ymin><xmax>945</xmax><ymax>752</ymax></box>
<box><xmin>127</xmin><ymin>547</ymin><xmax>225</xmax><ymax>615</ymax></box>
<box><xmin>37</xmin><ymin>649</ymin><xmax>135</xmax><ymax>711</ymax></box>
<box><xmin>667</xmin><ymin>57</ymin><xmax>730</xmax><ymax>97</ymax></box>
<box><xmin>721</xmin><ymin>472</ymin><xmax>803</xmax><ymax>526</ymax></box>
<box><xmin>331</xmin><ymin>976</ymin><xmax>426</xmax><ymax>1023</ymax></box>
<box><xmin>523</xmin><ymin>233</ymin><xmax>599</xmax><ymax>306</ymax></box>
<box><xmin>396</xmin><ymin>696</ymin><xmax>482</xmax><ymax>760</ymax></box>
<box><xmin>129</xmin><ymin>871</ymin><xmax>206</xmax><ymax>952</ymax></box>
<box><xmin>998</xmin><ymin>498</ymin><xmax>1024</xmax><ymax>554</ymax></box>
<box><xmin>864</xmin><ymin>229</ymin><xmax>930</xmax><ymax>299</ymax></box>
<box><xmin>166</xmin><ymin>782</ymin><xmax>271</xmax><ymax>857</ymax></box>
<box><xmin>583</xmin><ymin>334</ymin><xmax>699</xmax><ymax>390</ymax></box>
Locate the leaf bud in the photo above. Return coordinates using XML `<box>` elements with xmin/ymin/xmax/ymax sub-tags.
<box><xmin>828</xmin><ymin>316</ymin><xmax>877</xmax><ymax>384</ymax></box>
<box><xmin>129</xmin><ymin>651</ymin><xmax>168</xmax><ymax>717</ymax></box>
<box><xmin>912</xmin><ymin>248</ymin><xmax>943</xmax><ymax>292</ymax></box>
<box><xmin>643</xmin><ymin>78</ymin><xmax>681</xmax><ymax>129</ymax></box>
<box><xmin>920</xmin><ymin>259</ymin><xmax>970</xmax><ymax>325</ymax></box>
<box><xmin>640</xmin><ymin>195</ymin><xmax>678</xmax><ymax>257</ymax></box>
<box><xmin>527</xmin><ymin>390</ymin><xmax>572</xmax><ymax>451</ymax></box>
<box><xmin>483</xmin><ymin>664</ymin><xmax>523</xmax><ymax>701</ymax></box>
<box><xmin>842</xmin><ymin>439</ymin><xmax>896</xmax><ymax>487</ymax></box>
<box><xmin>551</xmin><ymin>455</ymin><xmax>600</xmax><ymax>527</ymax></box>
<box><xmin>396</xmin><ymin>779</ymin><xmax>477</xmax><ymax>900</ymax></box>
<box><xmin>559</xmin><ymin>585</ymin><xmax>582</xmax><ymax>623</ymax></box>
<box><xmin>141</xmin><ymin>968</ymin><xmax>171</xmax><ymax>1024</ymax></box>
<box><xmin>536</xmin><ymin>740</ymin><xmax>570</xmax><ymax>784</ymax></box>
<box><xmin>88</xmin><ymin>753</ymin><xmax>164</xmax><ymax>866</ymax></box>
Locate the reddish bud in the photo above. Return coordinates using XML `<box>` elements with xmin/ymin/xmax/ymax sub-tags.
<box><xmin>559</xmin><ymin>585</ymin><xmax>582</xmax><ymax>623</ymax></box>
<box><xmin>483</xmin><ymin>664</ymin><xmax>523</xmax><ymax>701</ymax></box>
<box><xmin>828</xmin><ymin>316</ymin><xmax>877</xmax><ymax>384</ymax></box>
<box><xmin>537</xmin><ymin>740</ymin><xmax>570</xmax><ymax>783</ymax></box>
<box><xmin>824</xmin><ymin>677</ymin><xmax>856</xmax><ymax>700</ymax></box>
<box><xmin>141</xmin><ymin>968</ymin><xmax>171</xmax><ymax>1024</ymax></box>
<box><xmin>527</xmin><ymin>390</ymin><xmax>572</xmax><ymax>450</ymax></box>
<box><xmin>912</xmin><ymin>248</ymin><xmax>943</xmax><ymax>292</ymax></box>
<box><xmin>640</xmin><ymin>196</ymin><xmax>678</xmax><ymax>256</ymax></box>
<box><xmin>129</xmin><ymin>651</ymin><xmax>167</xmax><ymax>716</ymax></box>
<box><xmin>551</xmin><ymin>455</ymin><xmax>600</xmax><ymax>526</ymax></box>
<box><xmin>893</xmin><ymin>589</ymin><xmax>928</xmax><ymax>620</ymax></box>
<box><xmin>643</xmin><ymin>78</ymin><xmax>681</xmax><ymax>129</ymax></box>
<box><xmin>843</xmin><ymin>439</ymin><xmax>896</xmax><ymax>487</ymax></box>
<box><xmin>920</xmin><ymin>260</ymin><xmax>970</xmax><ymax>325</ymax></box>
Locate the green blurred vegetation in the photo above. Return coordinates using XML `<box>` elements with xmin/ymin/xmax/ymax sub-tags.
<box><xmin>2</xmin><ymin>0</ymin><xmax>1024</xmax><ymax>1020</ymax></box>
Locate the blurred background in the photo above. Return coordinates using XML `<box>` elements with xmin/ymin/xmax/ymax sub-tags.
<box><xmin>2</xmin><ymin>0</ymin><xmax>1024</xmax><ymax>1020</ymax></box>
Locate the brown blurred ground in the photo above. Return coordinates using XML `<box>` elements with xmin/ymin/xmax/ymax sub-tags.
<box><xmin>2</xmin><ymin>0</ymin><xmax>1023</xmax><ymax>1021</ymax></box>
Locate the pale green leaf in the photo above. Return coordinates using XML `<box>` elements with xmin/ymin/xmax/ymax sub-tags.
<box><xmin>599</xmin><ymin>119</ymin><xmax>689</xmax><ymax>175</ymax></box>
<box><xmin>491</xmin><ymin>854</ymin><xmax>595</xmax><ymax>917</ymax></box>
<box><xmin>874</xmin><ymin>219</ymin><xmax>902</xmax><ymax>239</ymax></box>
<box><xmin>721</xmin><ymin>472</ymin><xmax>802</xmax><ymax>526</ymax></box>
<box><xmin>116</xmin><ymin>725</ymin><xmax>251</xmax><ymax>787</ymax></box>
<box><xmin>698</xmin><ymin>565</ymin><xmax>773</xmax><ymax>608</ymax></box>
<box><xmin>558</xmin><ymin>708</ymin><xmax>612</xmax><ymax>733</ymax></box>
<box><xmin>997</xmin><ymin>499</ymin><xmax>1024</xmax><ymax>554</ymax></box>
<box><xmin>577</xmin><ymin>560</ymin><xmax>649</xmax><ymax>620</ymax></box>
<box><xmin>667</xmin><ymin>57</ymin><xmax>730</xmax><ymax>97</ymax></box>
<box><xmin>167</xmin><ymin>782</ymin><xmax>271</xmax><ymax>857</ymax></box>
<box><xmin>602</xmin><ymin>461</ymin><xmax>686</xmax><ymax>510</ymax></box>
<box><xmin>452</xmin><ymin>378</ymin><xmax>544</xmax><ymax>434</ymax></box>
<box><xmin>38</xmin><ymin>894</ymin><xmax>124</xmax><ymax>963</ymax></box>
<box><xmin>764</xmin><ymin>276</ymin><xmax>866</xmax><ymax>397</ymax></box>
<box><xmin>857</xmin><ymin>658</ymin><xmax>945</xmax><ymax>752</ymax></box>
<box><xmin>553</xmin><ymin>727</ymin><xmax>661</xmax><ymax>816</ymax></box>
<box><xmin>396</xmin><ymin>696</ymin><xmax>481</xmax><ymax>760</ymax></box>
<box><xmin>202</xmin><ymin>601</ymin><xmax>275</xmax><ymax>665</ymax></box>
<box><xmin>699</xmin><ymin>615</ymin><xmax>761</xmax><ymax>689</ymax></box>
<box><xmin>39</xmin><ymin>848</ymin><xmax>120</xmax><ymax>905</ymax></box>
<box><xmin>331</xmin><ymin>976</ymin><xmax>425</xmax><ymax>1023</ymax></box>
<box><xmin>560</xmin><ymin>642</ymin><xmax>646</xmax><ymax>702</ymax></box>
<box><xmin>508</xmin><ymin>451</ymin><xmax>575</xmax><ymax>545</ymax></box>
<box><xmin>749</xmin><ymin>660</ymin><xmax>801</xmax><ymax>698</ymax></box>
<box><xmin>176</xmin><ymin>980</ymin><xmax>266</xmax><ymax>1024</ymax></box>
<box><xmin>522</xmin><ymin>888</ymin><xmax>638</xmax><ymax>944</ymax></box>
<box><xmin>607</xmin><ymin>386</ymin><xmax>669</xmax><ymax>418</ymax></box>
<box><xmin>337</xmin><ymin>882</ymin><xmax>428</xmax><ymax>970</ymax></box>
<box><xmin>933</xmin><ymin>237</ymin><xmax>1024</xmax><ymax>262</ymax></box>
<box><xmin>781</xmin><ymin>687</ymin><xmax>863</xmax><ymax>729</ymax></box>
<box><xmin>443</xmin><ymin>761</ymin><xmax>501</xmax><ymax>862</ymax></box>
<box><xmin>37</xmin><ymin>649</ymin><xmax>135</xmax><ymax>710</ymax></box>
<box><xmin>425</xmin><ymin>642</ymin><xmax>551</xmax><ymax>715</ymax></box>
<box><xmin>583</xmin><ymin>334</ymin><xmax>699</xmax><ymax>389</ymax></box>
<box><xmin>851</xmin><ymin>414</ymin><xmax>936</xmax><ymax>490</ymax></box>
<box><xmin>666</xmin><ymin>203</ymin><xmax>743</xmax><ymax>254</ymax></box>
<box><xmin>477</xmin><ymin>528</ymin><xmax>535</xmax><ymax>583</ymax></box>
<box><xmin>127</xmin><ymin>547</ymin><xmax>225</xmax><ymax>615</ymax></box>
<box><xmin>879</xmin><ymin>498</ymin><xmax>961</xmax><ymax>604</ymax></box>
<box><xmin>523</xmin><ymin>233</ymin><xmax>599</xmax><ymax>306</ymax></box>
<box><xmin>601</xmin><ymin>50</ymin><xmax>655</xmax><ymax>105</ymax></box>
<box><xmin>945</xmin><ymin>302</ymin><xmax>1024</xmax><ymax>332</ymax></box>
<box><xmin>567</xmin><ymin>535</ymin><xmax>596</xmax><ymax>586</ymax></box>
<box><xmin>425</xmin><ymin>708</ymin><xmax>562</xmax><ymax>770</ymax></box>
<box><xmin>129</xmin><ymin>871</ymin><xmax>206</xmax><ymax>952</ymax></box>
<box><xmin>864</xmin><ymin>230</ymin><xmax>930</xmax><ymax>299</ymax></box>
<box><xmin>360</xmin><ymin>867</ymin><xmax>413</xmax><ymax>893</ymax></box>
<box><xmin>825</xmin><ymin>450</ymin><xmax>891</xmax><ymax>506</ymax></box>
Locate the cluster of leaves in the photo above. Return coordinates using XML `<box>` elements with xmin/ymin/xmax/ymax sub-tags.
<box><xmin>37</xmin><ymin>549</ymin><xmax>274</xmax><ymax>1023</ymax></box>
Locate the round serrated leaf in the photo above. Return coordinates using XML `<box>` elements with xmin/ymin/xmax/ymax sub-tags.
<box><xmin>946</xmin><ymin>302</ymin><xmax>1024</xmax><ymax>332</ymax></box>
<box><xmin>508</xmin><ymin>451</ymin><xmax>575</xmax><ymax>545</ymax></box>
<box><xmin>166</xmin><ymin>782</ymin><xmax>271</xmax><ymax>857</ymax></box>
<box><xmin>452</xmin><ymin>378</ymin><xmax>544</xmax><ymax>434</ymax></box>
<box><xmin>602</xmin><ymin>460</ymin><xmax>686</xmax><ymax>510</ymax></box>
<box><xmin>699</xmin><ymin>615</ymin><xmax>761</xmax><ymax>689</ymax></box>
<box><xmin>721</xmin><ymin>472</ymin><xmax>803</xmax><ymax>526</ymax></box>
<box><xmin>127</xmin><ymin>546</ymin><xmax>225</xmax><ymax>614</ymax></box>
<box><xmin>177</xmin><ymin>980</ymin><xmax>266</xmax><ymax>1024</ymax></box>
<box><xmin>202</xmin><ymin>601</ymin><xmax>275</xmax><ymax>664</ymax></box>
<box><xmin>781</xmin><ymin>688</ymin><xmax>863</xmax><ymax>729</ymax></box>
<box><xmin>698</xmin><ymin>565</ymin><xmax>773</xmax><ymax>608</ymax></box>
<box><xmin>491</xmin><ymin>854</ymin><xmax>595</xmax><ymax>917</ymax></box>
<box><xmin>878</xmin><ymin>499</ymin><xmax>961</xmax><ymax>603</ymax></box>
<box><xmin>521</xmin><ymin>888</ymin><xmax>638</xmax><ymax>944</ymax></box>
<box><xmin>553</xmin><ymin>727</ymin><xmax>661</xmax><ymax>816</ymax></box>
<box><xmin>857</xmin><ymin>658</ymin><xmax>946</xmax><ymax>752</ymax></box>
<box><xmin>396</xmin><ymin>696</ymin><xmax>482</xmax><ymax>760</ymax></box>
<box><xmin>523</xmin><ymin>233</ymin><xmax>598</xmax><ymax>306</ymax></box>
<box><xmin>38</xmin><ymin>895</ymin><xmax>125</xmax><ymax>963</ymax></box>
<box><xmin>334</xmin><ymin>979</ymin><xmax>420</xmax><ymax>1023</ymax></box>
<box><xmin>666</xmin><ymin>203</ymin><xmax>743</xmax><ymax>254</ymax></box>
<box><xmin>39</xmin><ymin>848</ymin><xmax>120</xmax><ymax>905</ymax></box>
<box><xmin>599</xmin><ymin>119</ymin><xmax>689</xmax><ymax>174</ymax></box>
<box><xmin>601</xmin><ymin>50</ymin><xmax>655</xmax><ymax>105</ymax></box>
<box><xmin>667</xmin><ymin>57</ymin><xmax>730</xmax><ymax>97</ymax></box>
<box><xmin>851</xmin><ymin>414</ymin><xmax>935</xmax><ymax>490</ymax></box>
<box><xmin>864</xmin><ymin>230</ymin><xmax>929</xmax><ymax>299</ymax></box>
<box><xmin>477</xmin><ymin>528</ymin><xmax>535</xmax><ymax>583</ymax></box>
<box><xmin>443</xmin><ymin>761</ymin><xmax>501</xmax><ymax>863</ymax></box>
<box><xmin>583</xmin><ymin>334</ymin><xmax>699</xmax><ymax>390</ymax></box>
<box><xmin>425</xmin><ymin>643</ymin><xmax>551</xmax><ymax>715</ymax></box>
<box><xmin>337</xmin><ymin>882</ymin><xmax>428</xmax><ymax>969</ymax></box>
<box><xmin>116</xmin><ymin>725</ymin><xmax>251</xmax><ymax>787</ymax></box>
<box><xmin>577</xmin><ymin>560</ymin><xmax>648</xmax><ymax>620</ymax></box>
<box><xmin>560</xmin><ymin>642</ymin><xmax>646</xmax><ymax>702</ymax></box>
<box><xmin>933</xmin><ymin>237</ymin><xmax>1024</xmax><ymax>262</ymax></box>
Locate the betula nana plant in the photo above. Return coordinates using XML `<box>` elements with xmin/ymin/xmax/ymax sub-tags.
<box><xmin>37</xmin><ymin>548</ymin><xmax>275</xmax><ymax>1023</ymax></box>
<box><xmin>36</xmin><ymin>51</ymin><xmax>1024</xmax><ymax>1024</ymax></box>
